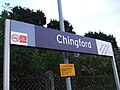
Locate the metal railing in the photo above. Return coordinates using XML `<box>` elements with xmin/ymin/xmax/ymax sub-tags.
<box><xmin>0</xmin><ymin>73</ymin><xmax>116</xmax><ymax>90</ymax></box>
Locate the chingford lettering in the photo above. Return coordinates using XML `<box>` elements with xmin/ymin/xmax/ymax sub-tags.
<box><xmin>56</xmin><ymin>34</ymin><xmax>92</xmax><ymax>48</ymax></box>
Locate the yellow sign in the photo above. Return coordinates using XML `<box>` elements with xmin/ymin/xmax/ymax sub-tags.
<box><xmin>60</xmin><ymin>64</ymin><xmax>75</xmax><ymax>77</ymax></box>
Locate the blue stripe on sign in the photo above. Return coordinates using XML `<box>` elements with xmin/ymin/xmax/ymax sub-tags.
<box><xmin>35</xmin><ymin>25</ymin><xmax>98</xmax><ymax>55</ymax></box>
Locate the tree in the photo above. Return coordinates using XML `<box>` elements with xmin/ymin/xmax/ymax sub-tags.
<box><xmin>9</xmin><ymin>6</ymin><xmax>46</xmax><ymax>26</ymax></box>
<box><xmin>84</xmin><ymin>31</ymin><xmax>118</xmax><ymax>49</ymax></box>
<box><xmin>47</xmin><ymin>19</ymin><xmax>75</xmax><ymax>34</ymax></box>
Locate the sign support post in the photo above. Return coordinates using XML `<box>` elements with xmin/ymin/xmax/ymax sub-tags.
<box><xmin>3</xmin><ymin>19</ymin><xmax>10</xmax><ymax>90</ymax></box>
<box><xmin>57</xmin><ymin>0</ymin><xmax>72</xmax><ymax>90</ymax></box>
<box><xmin>112</xmin><ymin>55</ymin><xmax>120</xmax><ymax>90</ymax></box>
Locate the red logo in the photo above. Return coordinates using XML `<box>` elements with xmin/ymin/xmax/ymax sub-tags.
<box><xmin>20</xmin><ymin>35</ymin><xmax>27</xmax><ymax>43</ymax></box>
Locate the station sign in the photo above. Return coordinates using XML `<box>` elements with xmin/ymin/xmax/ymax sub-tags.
<box><xmin>10</xmin><ymin>19</ymin><xmax>113</xmax><ymax>56</ymax></box>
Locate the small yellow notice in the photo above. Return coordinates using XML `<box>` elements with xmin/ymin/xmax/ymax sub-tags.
<box><xmin>60</xmin><ymin>64</ymin><xmax>75</xmax><ymax>77</ymax></box>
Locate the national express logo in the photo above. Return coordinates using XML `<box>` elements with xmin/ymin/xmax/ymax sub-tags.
<box><xmin>11</xmin><ymin>31</ymin><xmax>28</xmax><ymax>46</ymax></box>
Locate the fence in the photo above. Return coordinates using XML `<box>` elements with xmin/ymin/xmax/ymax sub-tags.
<box><xmin>0</xmin><ymin>73</ymin><xmax>116</xmax><ymax>90</ymax></box>
<box><xmin>0</xmin><ymin>50</ymin><xmax>118</xmax><ymax>90</ymax></box>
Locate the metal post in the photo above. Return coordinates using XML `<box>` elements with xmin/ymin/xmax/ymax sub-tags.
<box><xmin>57</xmin><ymin>0</ymin><xmax>72</xmax><ymax>90</ymax></box>
<box><xmin>112</xmin><ymin>55</ymin><xmax>120</xmax><ymax>90</ymax></box>
<box><xmin>3</xmin><ymin>19</ymin><xmax>10</xmax><ymax>90</ymax></box>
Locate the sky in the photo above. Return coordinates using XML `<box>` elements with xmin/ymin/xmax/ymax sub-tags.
<box><xmin>0</xmin><ymin>0</ymin><xmax>120</xmax><ymax>47</ymax></box>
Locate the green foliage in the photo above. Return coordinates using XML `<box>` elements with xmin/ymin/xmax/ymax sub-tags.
<box><xmin>40</xmin><ymin>50</ymin><xmax>63</xmax><ymax>74</ymax></box>
<box><xmin>9</xmin><ymin>6</ymin><xmax>46</xmax><ymax>26</ymax></box>
<box><xmin>69</xmin><ymin>53</ymin><xmax>113</xmax><ymax>76</ymax></box>
<box><xmin>0</xmin><ymin>21</ymin><xmax>3</xmax><ymax>76</ymax></box>
<box><xmin>47</xmin><ymin>19</ymin><xmax>76</xmax><ymax>34</ymax></box>
<box><xmin>10</xmin><ymin>46</ymin><xmax>38</xmax><ymax>77</ymax></box>
<box><xmin>10</xmin><ymin>47</ymin><xmax>63</xmax><ymax>77</ymax></box>
<box><xmin>84</xmin><ymin>31</ymin><xmax>118</xmax><ymax>49</ymax></box>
